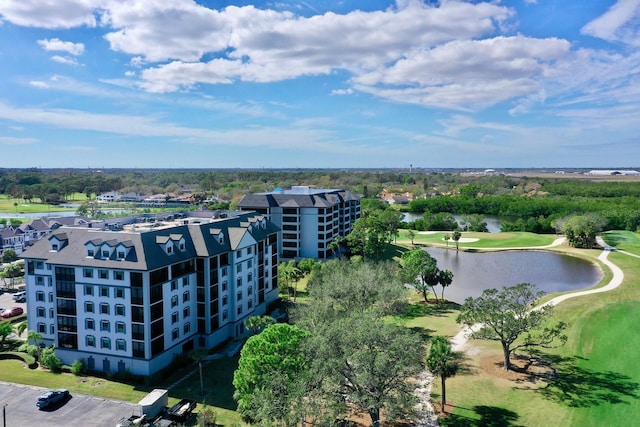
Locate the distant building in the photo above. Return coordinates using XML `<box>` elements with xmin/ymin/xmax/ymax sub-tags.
<box><xmin>238</xmin><ymin>186</ymin><xmax>361</xmax><ymax>260</ymax></box>
<box><xmin>1</xmin><ymin>216</ymin><xmax>90</xmax><ymax>257</ymax></box>
<box><xmin>21</xmin><ymin>211</ymin><xmax>279</xmax><ymax>376</ymax></box>
<box><xmin>96</xmin><ymin>191</ymin><xmax>143</xmax><ymax>203</ymax></box>
<box><xmin>587</xmin><ymin>170</ymin><xmax>640</xmax><ymax>176</ymax></box>
<box><xmin>380</xmin><ymin>190</ymin><xmax>413</xmax><ymax>205</ymax></box>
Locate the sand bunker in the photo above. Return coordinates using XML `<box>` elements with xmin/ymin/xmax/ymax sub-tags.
<box><xmin>455</xmin><ymin>237</ymin><xmax>479</xmax><ymax>243</ymax></box>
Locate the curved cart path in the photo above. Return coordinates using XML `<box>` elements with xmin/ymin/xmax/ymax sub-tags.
<box><xmin>452</xmin><ymin>236</ymin><xmax>624</xmax><ymax>351</ymax></box>
<box><xmin>420</xmin><ymin>236</ymin><xmax>630</xmax><ymax>425</ymax></box>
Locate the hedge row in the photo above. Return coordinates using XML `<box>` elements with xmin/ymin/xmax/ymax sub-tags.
<box><xmin>0</xmin><ymin>351</ymin><xmax>37</xmax><ymax>369</ymax></box>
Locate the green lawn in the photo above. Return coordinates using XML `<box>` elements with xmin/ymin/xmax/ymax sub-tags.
<box><xmin>0</xmin><ymin>360</ymin><xmax>152</xmax><ymax>402</ymax></box>
<box><xmin>0</xmin><ymin>194</ymin><xmax>85</xmax><ymax>216</ymax></box>
<box><xmin>429</xmin><ymin>245</ymin><xmax>640</xmax><ymax>427</ymax></box>
<box><xmin>162</xmin><ymin>356</ymin><xmax>244</xmax><ymax>426</ymax></box>
<box><xmin>602</xmin><ymin>230</ymin><xmax>640</xmax><ymax>256</ymax></box>
<box><xmin>397</xmin><ymin>229</ymin><xmax>558</xmax><ymax>250</ymax></box>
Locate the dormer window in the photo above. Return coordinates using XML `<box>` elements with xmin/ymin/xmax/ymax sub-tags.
<box><xmin>49</xmin><ymin>233</ymin><xmax>68</xmax><ymax>252</ymax></box>
<box><xmin>102</xmin><ymin>250</ymin><xmax>110</xmax><ymax>258</ymax></box>
<box><xmin>156</xmin><ymin>235</ymin><xmax>180</xmax><ymax>256</ymax></box>
<box><xmin>87</xmin><ymin>249</ymin><xmax>95</xmax><ymax>257</ymax></box>
<box><xmin>117</xmin><ymin>250</ymin><xmax>125</xmax><ymax>259</ymax></box>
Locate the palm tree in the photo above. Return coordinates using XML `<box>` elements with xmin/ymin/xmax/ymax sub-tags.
<box><xmin>0</xmin><ymin>322</ymin><xmax>14</xmax><ymax>347</ymax></box>
<box><xmin>27</xmin><ymin>330</ymin><xmax>43</xmax><ymax>360</ymax></box>
<box><xmin>17</xmin><ymin>321</ymin><xmax>27</xmax><ymax>337</ymax></box>
<box><xmin>190</xmin><ymin>349</ymin><xmax>209</xmax><ymax>396</ymax></box>
<box><xmin>407</xmin><ymin>230</ymin><xmax>416</xmax><ymax>245</ymax></box>
<box><xmin>289</xmin><ymin>263</ymin><xmax>303</xmax><ymax>302</ymax></box>
<box><xmin>328</xmin><ymin>236</ymin><xmax>345</xmax><ymax>258</ymax></box>
<box><xmin>426</xmin><ymin>336</ymin><xmax>459</xmax><ymax>413</ymax></box>
<box><xmin>438</xmin><ymin>269</ymin><xmax>454</xmax><ymax>302</ymax></box>
<box><xmin>452</xmin><ymin>230</ymin><xmax>462</xmax><ymax>252</ymax></box>
<box><xmin>245</xmin><ymin>315</ymin><xmax>275</xmax><ymax>335</ymax></box>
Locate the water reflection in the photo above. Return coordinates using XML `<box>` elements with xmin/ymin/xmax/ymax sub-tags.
<box><xmin>424</xmin><ymin>248</ymin><xmax>602</xmax><ymax>303</ymax></box>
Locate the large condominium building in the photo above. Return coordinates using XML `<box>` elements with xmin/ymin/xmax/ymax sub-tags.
<box><xmin>20</xmin><ymin>212</ymin><xmax>279</xmax><ymax>376</ymax></box>
<box><xmin>238</xmin><ymin>186</ymin><xmax>361</xmax><ymax>260</ymax></box>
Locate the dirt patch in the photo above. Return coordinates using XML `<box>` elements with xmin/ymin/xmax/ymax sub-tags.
<box><xmin>91</xmin><ymin>380</ymin><xmax>104</xmax><ymax>386</ymax></box>
<box><xmin>433</xmin><ymin>401</ymin><xmax>458</xmax><ymax>419</ymax></box>
<box><xmin>479</xmin><ymin>353</ymin><xmax>554</xmax><ymax>385</ymax></box>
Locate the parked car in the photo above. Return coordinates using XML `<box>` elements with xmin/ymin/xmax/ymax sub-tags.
<box><xmin>36</xmin><ymin>389</ymin><xmax>70</xmax><ymax>409</ymax></box>
<box><xmin>0</xmin><ymin>306</ymin><xmax>24</xmax><ymax>318</ymax></box>
<box><xmin>12</xmin><ymin>291</ymin><xmax>26</xmax><ymax>302</ymax></box>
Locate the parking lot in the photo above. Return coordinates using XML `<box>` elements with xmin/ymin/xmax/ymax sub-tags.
<box><xmin>0</xmin><ymin>382</ymin><xmax>139</xmax><ymax>427</ymax></box>
<box><xmin>0</xmin><ymin>291</ymin><xmax>27</xmax><ymax>326</ymax></box>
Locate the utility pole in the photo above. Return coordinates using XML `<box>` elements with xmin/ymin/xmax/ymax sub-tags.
<box><xmin>3</xmin><ymin>403</ymin><xmax>6</xmax><ymax>427</ymax></box>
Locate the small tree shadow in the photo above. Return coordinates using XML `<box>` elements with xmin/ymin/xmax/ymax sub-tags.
<box><xmin>408</xmin><ymin>326</ymin><xmax>436</xmax><ymax>342</ymax></box>
<box><xmin>396</xmin><ymin>300</ymin><xmax>460</xmax><ymax>319</ymax></box>
<box><xmin>532</xmin><ymin>352</ymin><xmax>640</xmax><ymax>408</ymax></box>
<box><xmin>439</xmin><ymin>406</ymin><xmax>521</xmax><ymax>427</ymax></box>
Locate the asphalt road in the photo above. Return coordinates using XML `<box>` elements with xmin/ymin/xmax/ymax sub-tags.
<box><xmin>0</xmin><ymin>382</ymin><xmax>140</xmax><ymax>427</ymax></box>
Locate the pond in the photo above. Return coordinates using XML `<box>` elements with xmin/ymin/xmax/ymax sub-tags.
<box><xmin>424</xmin><ymin>247</ymin><xmax>602</xmax><ymax>303</ymax></box>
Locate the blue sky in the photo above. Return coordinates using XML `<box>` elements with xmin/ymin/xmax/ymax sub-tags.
<box><xmin>0</xmin><ymin>0</ymin><xmax>639</xmax><ymax>169</ymax></box>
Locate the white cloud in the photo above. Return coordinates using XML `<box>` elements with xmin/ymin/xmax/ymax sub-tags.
<box><xmin>100</xmin><ymin>1</ymin><xmax>511</xmax><ymax>93</ymax></box>
<box><xmin>331</xmin><ymin>88</ymin><xmax>354</xmax><ymax>95</ymax></box>
<box><xmin>3</xmin><ymin>0</ymin><xmax>639</xmax><ymax>115</ymax></box>
<box><xmin>0</xmin><ymin>102</ymin><xmax>344</xmax><ymax>152</ymax></box>
<box><xmin>29</xmin><ymin>81</ymin><xmax>49</xmax><ymax>89</ymax></box>
<box><xmin>0</xmin><ymin>136</ymin><xmax>37</xmax><ymax>145</ymax></box>
<box><xmin>0</xmin><ymin>0</ymin><xmax>100</xmax><ymax>29</ymax></box>
<box><xmin>37</xmin><ymin>38</ymin><xmax>85</xmax><ymax>55</ymax></box>
<box><xmin>130</xmin><ymin>57</ymin><xmax>145</xmax><ymax>67</ymax></box>
<box><xmin>581</xmin><ymin>0</ymin><xmax>640</xmax><ymax>46</ymax></box>
<box><xmin>353</xmin><ymin>36</ymin><xmax>570</xmax><ymax>110</ymax></box>
<box><xmin>51</xmin><ymin>55</ymin><xmax>81</xmax><ymax>66</ymax></box>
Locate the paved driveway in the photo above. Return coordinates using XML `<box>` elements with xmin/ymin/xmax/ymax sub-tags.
<box><xmin>0</xmin><ymin>382</ymin><xmax>139</xmax><ymax>427</ymax></box>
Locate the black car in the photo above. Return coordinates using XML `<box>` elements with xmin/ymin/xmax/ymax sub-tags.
<box><xmin>36</xmin><ymin>389</ymin><xmax>70</xmax><ymax>409</ymax></box>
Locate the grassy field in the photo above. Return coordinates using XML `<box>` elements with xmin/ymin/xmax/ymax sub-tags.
<box><xmin>0</xmin><ymin>193</ymin><xmax>87</xmax><ymax>215</ymax></box>
<box><xmin>397</xmin><ymin>229</ymin><xmax>558</xmax><ymax>249</ymax></box>
<box><xmin>602</xmin><ymin>230</ymin><xmax>640</xmax><ymax>256</ymax></box>
<box><xmin>421</xmin><ymin>234</ymin><xmax>640</xmax><ymax>427</ymax></box>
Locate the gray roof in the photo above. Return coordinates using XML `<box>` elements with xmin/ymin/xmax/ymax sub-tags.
<box><xmin>238</xmin><ymin>188</ymin><xmax>360</xmax><ymax>210</ymax></box>
<box><xmin>21</xmin><ymin>212</ymin><xmax>279</xmax><ymax>271</ymax></box>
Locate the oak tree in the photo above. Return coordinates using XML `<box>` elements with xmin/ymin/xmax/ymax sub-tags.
<box><xmin>457</xmin><ymin>283</ymin><xmax>567</xmax><ymax>371</ymax></box>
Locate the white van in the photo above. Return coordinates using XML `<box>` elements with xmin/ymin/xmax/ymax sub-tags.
<box><xmin>12</xmin><ymin>291</ymin><xmax>26</xmax><ymax>302</ymax></box>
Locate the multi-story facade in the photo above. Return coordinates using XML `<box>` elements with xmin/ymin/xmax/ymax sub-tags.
<box><xmin>21</xmin><ymin>212</ymin><xmax>279</xmax><ymax>376</ymax></box>
<box><xmin>238</xmin><ymin>186</ymin><xmax>361</xmax><ymax>259</ymax></box>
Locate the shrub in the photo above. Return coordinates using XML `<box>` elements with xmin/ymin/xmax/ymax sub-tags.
<box><xmin>197</xmin><ymin>401</ymin><xmax>217</xmax><ymax>427</ymax></box>
<box><xmin>17</xmin><ymin>343</ymin><xmax>39</xmax><ymax>358</ymax></box>
<box><xmin>40</xmin><ymin>346</ymin><xmax>63</xmax><ymax>372</ymax></box>
<box><xmin>71</xmin><ymin>359</ymin><xmax>86</xmax><ymax>375</ymax></box>
<box><xmin>113</xmin><ymin>368</ymin><xmax>133</xmax><ymax>382</ymax></box>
